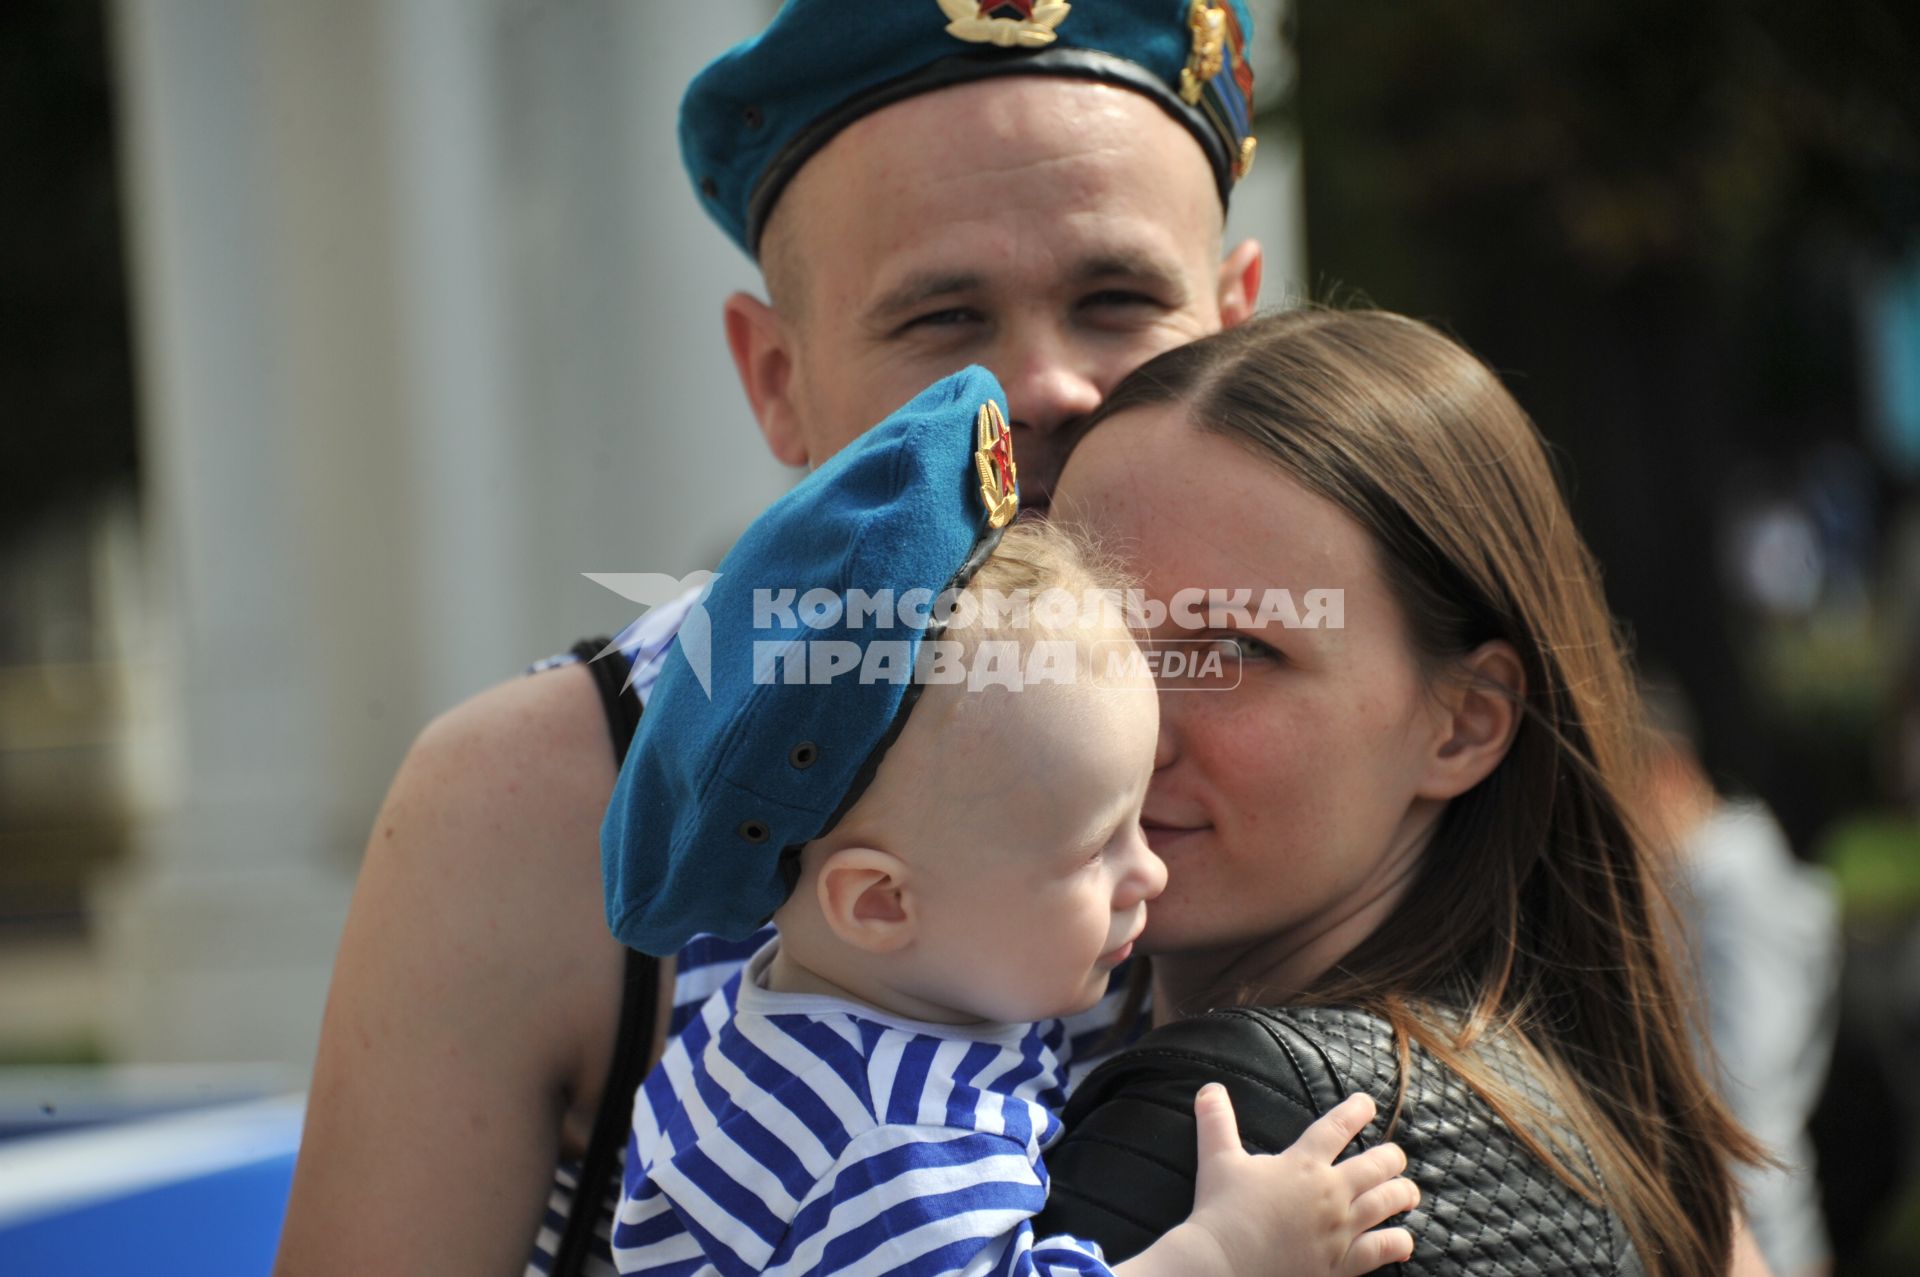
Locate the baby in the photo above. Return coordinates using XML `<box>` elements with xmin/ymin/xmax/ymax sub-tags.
<box><xmin>601</xmin><ymin>367</ymin><xmax>1418</xmax><ymax>1277</ymax></box>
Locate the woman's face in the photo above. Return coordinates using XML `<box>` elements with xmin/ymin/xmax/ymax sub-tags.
<box><xmin>1054</xmin><ymin>406</ymin><xmax>1454</xmax><ymax>968</ymax></box>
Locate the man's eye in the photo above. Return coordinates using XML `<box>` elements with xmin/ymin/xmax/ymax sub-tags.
<box><xmin>902</xmin><ymin>307</ymin><xmax>982</xmax><ymax>331</ymax></box>
<box><xmin>1081</xmin><ymin>290</ymin><xmax>1162</xmax><ymax>311</ymax></box>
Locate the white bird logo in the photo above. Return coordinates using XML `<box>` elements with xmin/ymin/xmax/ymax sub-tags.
<box><xmin>580</xmin><ymin>571</ymin><xmax>721</xmax><ymax>698</ymax></box>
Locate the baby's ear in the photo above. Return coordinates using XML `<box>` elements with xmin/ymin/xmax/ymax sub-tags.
<box><xmin>815</xmin><ymin>847</ymin><xmax>915</xmax><ymax>953</ymax></box>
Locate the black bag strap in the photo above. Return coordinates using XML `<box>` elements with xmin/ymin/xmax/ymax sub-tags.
<box><xmin>551</xmin><ymin>637</ymin><xmax>656</xmax><ymax>1277</ymax></box>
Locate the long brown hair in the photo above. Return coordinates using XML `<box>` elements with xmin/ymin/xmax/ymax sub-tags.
<box><xmin>1083</xmin><ymin>309</ymin><xmax>1758</xmax><ymax>1277</ymax></box>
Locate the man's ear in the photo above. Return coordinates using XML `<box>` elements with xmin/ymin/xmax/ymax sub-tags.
<box><xmin>723</xmin><ymin>291</ymin><xmax>808</xmax><ymax>467</ymax></box>
<box><xmin>1416</xmin><ymin>640</ymin><xmax>1526</xmax><ymax>801</ymax></box>
<box><xmin>1217</xmin><ymin>238</ymin><xmax>1263</xmax><ymax>329</ymax></box>
<box><xmin>814</xmin><ymin>846</ymin><xmax>915</xmax><ymax>953</ymax></box>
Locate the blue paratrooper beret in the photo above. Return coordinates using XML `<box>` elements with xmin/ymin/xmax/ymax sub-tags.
<box><xmin>681</xmin><ymin>0</ymin><xmax>1258</xmax><ymax>256</ymax></box>
<box><xmin>601</xmin><ymin>365</ymin><xmax>1020</xmax><ymax>955</ymax></box>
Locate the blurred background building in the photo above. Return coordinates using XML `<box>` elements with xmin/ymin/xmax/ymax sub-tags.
<box><xmin>2</xmin><ymin>0</ymin><xmax>1915</xmax><ymax>1272</ymax></box>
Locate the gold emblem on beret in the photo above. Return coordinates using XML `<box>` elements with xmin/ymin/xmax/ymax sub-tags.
<box><xmin>938</xmin><ymin>0</ymin><xmax>1071</xmax><ymax>49</ymax></box>
<box><xmin>1180</xmin><ymin>0</ymin><xmax>1227</xmax><ymax>104</ymax></box>
<box><xmin>1236</xmin><ymin>134</ymin><xmax>1258</xmax><ymax>178</ymax></box>
<box><xmin>973</xmin><ymin>401</ymin><xmax>1018</xmax><ymax>528</ymax></box>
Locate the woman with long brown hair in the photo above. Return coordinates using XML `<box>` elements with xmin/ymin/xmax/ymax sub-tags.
<box><xmin>1037</xmin><ymin>309</ymin><xmax>1763</xmax><ymax>1277</ymax></box>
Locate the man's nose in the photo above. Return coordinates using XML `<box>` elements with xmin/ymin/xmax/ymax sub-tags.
<box><xmin>998</xmin><ymin>337</ymin><xmax>1103</xmax><ymax>500</ymax></box>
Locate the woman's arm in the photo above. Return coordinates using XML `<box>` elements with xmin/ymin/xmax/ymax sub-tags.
<box><xmin>273</xmin><ymin>665</ymin><xmax>631</xmax><ymax>1277</ymax></box>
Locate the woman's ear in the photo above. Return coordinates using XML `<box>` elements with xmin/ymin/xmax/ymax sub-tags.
<box><xmin>723</xmin><ymin>291</ymin><xmax>807</xmax><ymax>467</ymax></box>
<box><xmin>814</xmin><ymin>846</ymin><xmax>915</xmax><ymax>953</ymax></box>
<box><xmin>1418</xmin><ymin>640</ymin><xmax>1526</xmax><ymax>801</ymax></box>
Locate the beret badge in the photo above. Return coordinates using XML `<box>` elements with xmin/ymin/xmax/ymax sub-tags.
<box><xmin>1180</xmin><ymin>0</ymin><xmax>1226</xmax><ymax>103</ymax></box>
<box><xmin>1179</xmin><ymin>0</ymin><xmax>1258</xmax><ymax>178</ymax></box>
<box><xmin>974</xmin><ymin>400</ymin><xmax>1019</xmax><ymax>528</ymax></box>
<box><xmin>937</xmin><ymin>0</ymin><xmax>1072</xmax><ymax>48</ymax></box>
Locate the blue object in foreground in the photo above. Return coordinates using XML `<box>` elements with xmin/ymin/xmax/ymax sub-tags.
<box><xmin>0</xmin><ymin>1095</ymin><xmax>301</xmax><ymax>1277</ymax></box>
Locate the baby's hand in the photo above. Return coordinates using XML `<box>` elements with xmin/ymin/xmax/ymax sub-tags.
<box><xmin>1162</xmin><ymin>1086</ymin><xmax>1418</xmax><ymax>1277</ymax></box>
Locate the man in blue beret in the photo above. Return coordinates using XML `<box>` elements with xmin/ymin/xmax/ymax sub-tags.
<box><xmin>688</xmin><ymin>0</ymin><xmax>1263</xmax><ymax>512</ymax></box>
<box><xmin>277</xmin><ymin>6</ymin><xmax>1266</xmax><ymax>1274</ymax></box>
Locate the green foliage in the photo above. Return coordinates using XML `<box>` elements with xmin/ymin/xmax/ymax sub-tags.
<box><xmin>0</xmin><ymin>1033</ymin><xmax>106</xmax><ymax>1068</ymax></box>
<box><xmin>1820</xmin><ymin>812</ymin><xmax>1920</xmax><ymax>921</ymax></box>
<box><xmin>1296</xmin><ymin>0</ymin><xmax>1920</xmax><ymax>285</ymax></box>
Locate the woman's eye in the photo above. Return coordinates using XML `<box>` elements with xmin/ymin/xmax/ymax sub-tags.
<box><xmin>1216</xmin><ymin>633</ymin><xmax>1280</xmax><ymax>663</ymax></box>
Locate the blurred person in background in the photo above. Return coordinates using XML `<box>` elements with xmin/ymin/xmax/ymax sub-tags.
<box><xmin>1642</xmin><ymin>679</ymin><xmax>1842</xmax><ymax>1277</ymax></box>
<box><xmin>273</xmin><ymin>4</ymin><xmax>1263</xmax><ymax>1275</ymax></box>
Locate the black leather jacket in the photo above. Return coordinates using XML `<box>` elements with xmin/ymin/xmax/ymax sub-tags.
<box><xmin>1035</xmin><ymin>1005</ymin><xmax>1647</xmax><ymax>1276</ymax></box>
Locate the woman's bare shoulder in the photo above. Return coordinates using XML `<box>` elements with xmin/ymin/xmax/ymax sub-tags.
<box><xmin>275</xmin><ymin>662</ymin><xmax>628</xmax><ymax>1276</ymax></box>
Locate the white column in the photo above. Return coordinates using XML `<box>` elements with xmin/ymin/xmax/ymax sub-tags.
<box><xmin>97</xmin><ymin>0</ymin><xmax>381</xmax><ymax>1069</ymax></box>
<box><xmin>381</xmin><ymin>0</ymin><xmax>789</xmax><ymax>707</ymax></box>
<box><xmin>96</xmin><ymin>0</ymin><xmax>785</xmax><ymax>1071</ymax></box>
<box><xmin>381</xmin><ymin>0</ymin><xmax>536</xmax><ymax>712</ymax></box>
<box><xmin>499</xmin><ymin>0</ymin><xmax>792</xmax><ymax>648</ymax></box>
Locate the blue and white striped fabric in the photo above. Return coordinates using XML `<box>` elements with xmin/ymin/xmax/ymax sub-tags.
<box><xmin>613</xmin><ymin>940</ymin><xmax>1118</xmax><ymax>1277</ymax></box>
<box><xmin>524</xmin><ymin>930</ymin><xmax>774</xmax><ymax>1277</ymax></box>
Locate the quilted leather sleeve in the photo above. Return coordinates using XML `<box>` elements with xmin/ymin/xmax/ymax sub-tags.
<box><xmin>1037</xmin><ymin>1005</ymin><xmax>1646</xmax><ymax>1276</ymax></box>
<box><xmin>1034</xmin><ymin>1008</ymin><xmax>1386</xmax><ymax>1264</ymax></box>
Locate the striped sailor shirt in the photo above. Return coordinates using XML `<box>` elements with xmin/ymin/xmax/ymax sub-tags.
<box><xmin>613</xmin><ymin>940</ymin><xmax>1119</xmax><ymax>1277</ymax></box>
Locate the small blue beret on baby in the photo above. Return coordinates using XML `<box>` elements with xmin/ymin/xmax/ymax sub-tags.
<box><xmin>602</xmin><ymin>366</ymin><xmax>1018</xmax><ymax>955</ymax></box>
<box><xmin>681</xmin><ymin>0</ymin><xmax>1258</xmax><ymax>255</ymax></box>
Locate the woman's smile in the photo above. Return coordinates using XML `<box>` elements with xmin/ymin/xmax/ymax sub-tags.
<box><xmin>1140</xmin><ymin>818</ymin><xmax>1210</xmax><ymax>857</ymax></box>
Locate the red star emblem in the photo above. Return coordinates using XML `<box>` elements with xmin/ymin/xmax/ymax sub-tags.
<box><xmin>974</xmin><ymin>401</ymin><xmax>1019</xmax><ymax>527</ymax></box>
<box><xmin>986</xmin><ymin>416</ymin><xmax>1015</xmax><ymax>499</ymax></box>
<box><xmin>978</xmin><ymin>0</ymin><xmax>1037</xmax><ymax>19</ymax></box>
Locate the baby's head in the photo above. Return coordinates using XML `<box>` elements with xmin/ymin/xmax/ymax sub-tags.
<box><xmin>774</xmin><ymin>518</ymin><xmax>1167</xmax><ymax>1026</ymax></box>
<box><xmin>603</xmin><ymin>366</ymin><xmax>1165</xmax><ymax>1016</ymax></box>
